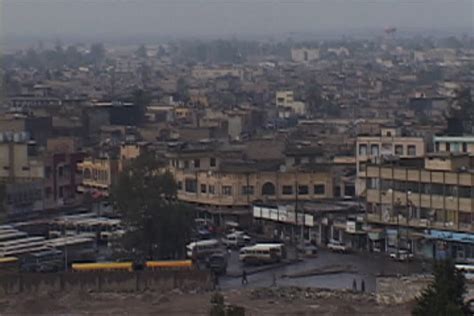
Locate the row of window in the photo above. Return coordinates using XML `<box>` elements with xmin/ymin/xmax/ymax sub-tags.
<box><xmin>83</xmin><ymin>169</ymin><xmax>109</xmax><ymax>182</ymax></box>
<box><xmin>435</xmin><ymin>142</ymin><xmax>470</xmax><ymax>153</ymax></box>
<box><xmin>368</xmin><ymin>203</ymin><xmax>472</xmax><ymax>224</ymax></box>
<box><xmin>170</xmin><ymin>158</ymin><xmax>217</xmax><ymax>169</ymax></box>
<box><xmin>367</xmin><ymin>178</ymin><xmax>472</xmax><ymax>198</ymax></box>
<box><xmin>179</xmin><ymin>180</ymin><xmax>326</xmax><ymax>196</ymax></box>
<box><xmin>358</xmin><ymin>143</ymin><xmax>417</xmax><ymax>156</ymax></box>
<box><xmin>6</xmin><ymin>189</ymin><xmax>42</xmax><ymax>205</ymax></box>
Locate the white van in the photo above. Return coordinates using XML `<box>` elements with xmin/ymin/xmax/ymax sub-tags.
<box><xmin>222</xmin><ymin>232</ymin><xmax>251</xmax><ymax>248</ymax></box>
<box><xmin>239</xmin><ymin>243</ymin><xmax>285</xmax><ymax>265</ymax></box>
<box><xmin>186</xmin><ymin>239</ymin><xmax>220</xmax><ymax>259</ymax></box>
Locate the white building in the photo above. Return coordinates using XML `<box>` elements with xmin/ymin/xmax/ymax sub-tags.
<box><xmin>291</xmin><ymin>48</ymin><xmax>320</xmax><ymax>63</ymax></box>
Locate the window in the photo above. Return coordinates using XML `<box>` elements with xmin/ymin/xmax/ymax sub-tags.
<box><xmin>435</xmin><ymin>142</ymin><xmax>440</xmax><ymax>152</ymax></box>
<box><xmin>200</xmin><ymin>184</ymin><xmax>207</xmax><ymax>193</ymax></box>
<box><xmin>358</xmin><ymin>144</ymin><xmax>367</xmax><ymax>156</ymax></box>
<box><xmin>314</xmin><ymin>184</ymin><xmax>325</xmax><ymax>194</ymax></box>
<box><xmin>45</xmin><ymin>166</ymin><xmax>52</xmax><ymax>179</ymax></box>
<box><xmin>22</xmin><ymin>166</ymin><xmax>30</xmax><ymax>171</ymax></box>
<box><xmin>294</xmin><ymin>157</ymin><xmax>301</xmax><ymax>166</ymax></box>
<box><xmin>358</xmin><ymin>162</ymin><xmax>367</xmax><ymax>172</ymax></box>
<box><xmin>222</xmin><ymin>186</ymin><xmax>232</xmax><ymax>196</ymax></box>
<box><xmin>446</xmin><ymin>143</ymin><xmax>451</xmax><ymax>152</ymax></box>
<box><xmin>209</xmin><ymin>185</ymin><xmax>215</xmax><ymax>194</ymax></box>
<box><xmin>462</xmin><ymin>142</ymin><xmax>468</xmax><ymax>153</ymax></box>
<box><xmin>185</xmin><ymin>179</ymin><xmax>197</xmax><ymax>193</ymax></box>
<box><xmin>210</xmin><ymin>157</ymin><xmax>216</xmax><ymax>167</ymax></box>
<box><xmin>241</xmin><ymin>185</ymin><xmax>254</xmax><ymax>195</ymax></box>
<box><xmin>194</xmin><ymin>159</ymin><xmax>200</xmax><ymax>168</ymax></box>
<box><xmin>282</xmin><ymin>185</ymin><xmax>293</xmax><ymax>195</ymax></box>
<box><xmin>298</xmin><ymin>185</ymin><xmax>309</xmax><ymax>195</ymax></box>
<box><xmin>407</xmin><ymin>145</ymin><xmax>416</xmax><ymax>156</ymax></box>
<box><xmin>262</xmin><ymin>182</ymin><xmax>276</xmax><ymax>195</ymax></box>
<box><xmin>370</xmin><ymin>144</ymin><xmax>379</xmax><ymax>156</ymax></box>
<box><xmin>59</xmin><ymin>186</ymin><xmax>64</xmax><ymax>198</ymax></box>
<box><xmin>184</xmin><ymin>160</ymin><xmax>190</xmax><ymax>169</ymax></box>
<box><xmin>58</xmin><ymin>166</ymin><xmax>64</xmax><ymax>177</ymax></box>
<box><xmin>368</xmin><ymin>178</ymin><xmax>379</xmax><ymax>190</ymax></box>
<box><xmin>177</xmin><ymin>181</ymin><xmax>183</xmax><ymax>190</ymax></box>
<box><xmin>394</xmin><ymin>144</ymin><xmax>403</xmax><ymax>155</ymax></box>
<box><xmin>45</xmin><ymin>188</ymin><xmax>52</xmax><ymax>199</ymax></box>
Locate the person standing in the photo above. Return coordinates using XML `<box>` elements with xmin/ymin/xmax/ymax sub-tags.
<box><xmin>242</xmin><ymin>269</ymin><xmax>248</xmax><ymax>285</ymax></box>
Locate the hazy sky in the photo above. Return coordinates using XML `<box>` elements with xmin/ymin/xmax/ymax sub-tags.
<box><xmin>1</xmin><ymin>0</ymin><xmax>473</xmax><ymax>41</ymax></box>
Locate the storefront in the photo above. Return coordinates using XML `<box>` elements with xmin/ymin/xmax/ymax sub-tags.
<box><xmin>423</xmin><ymin>230</ymin><xmax>474</xmax><ymax>262</ymax></box>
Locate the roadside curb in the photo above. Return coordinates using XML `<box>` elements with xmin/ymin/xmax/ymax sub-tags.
<box><xmin>226</xmin><ymin>259</ymin><xmax>302</xmax><ymax>278</ymax></box>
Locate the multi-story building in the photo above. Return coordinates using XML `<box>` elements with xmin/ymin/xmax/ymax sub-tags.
<box><xmin>275</xmin><ymin>91</ymin><xmax>306</xmax><ymax>117</ymax></box>
<box><xmin>363</xmin><ymin>153</ymin><xmax>474</xmax><ymax>261</ymax></box>
<box><xmin>433</xmin><ymin>135</ymin><xmax>474</xmax><ymax>154</ymax></box>
<box><xmin>291</xmin><ymin>48</ymin><xmax>320</xmax><ymax>63</ymax></box>
<box><xmin>165</xmin><ymin>142</ymin><xmax>335</xmax><ymax>224</ymax></box>
<box><xmin>356</xmin><ymin>126</ymin><xmax>425</xmax><ymax>195</ymax></box>
<box><xmin>77</xmin><ymin>156</ymin><xmax>120</xmax><ymax>197</ymax></box>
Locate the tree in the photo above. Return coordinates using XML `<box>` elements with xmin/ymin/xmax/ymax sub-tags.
<box><xmin>131</xmin><ymin>89</ymin><xmax>151</xmax><ymax>125</ymax></box>
<box><xmin>136</xmin><ymin>44</ymin><xmax>147</xmax><ymax>59</ymax></box>
<box><xmin>0</xmin><ymin>183</ymin><xmax>6</xmax><ymax>224</ymax></box>
<box><xmin>111</xmin><ymin>153</ymin><xmax>193</xmax><ymax>260</ymax></box>
<box><xmin>412</xmin><ymin>260</ymin><xmax>469</xmax><ymax>316</ymax></box>
<box><xmin>445</xmin><ymin>88</ymin><xmax>474</xmax><ymax>135</ymax></box>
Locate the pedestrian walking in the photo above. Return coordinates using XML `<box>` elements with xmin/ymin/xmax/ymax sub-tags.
<box><xmin>352</xmin><ymin>278</ymin><xmax>357</xmax><ymax>292</ymax></box>
<box><xmin>361</xmin><ymin>279</ymin><xmax>365</xmax><ymax>292</ymax></box>
<box><xmin>242</xmin><ymin>269</ymin><xmax>248</xmax><ymax>285</ymax></box>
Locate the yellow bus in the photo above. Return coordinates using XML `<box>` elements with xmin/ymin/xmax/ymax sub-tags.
<box><xmin>145</xmin><ymin>260</ymin><xmax>193</xmax><ymax>270</ymax></box>
<box><xmin>0</xmin><ymin>256</ymin><xmax>19</xmax><ymax>273</ymax></box>
<box><xmin>71</xmin><ymin>262</ymin><xmax>133</xmax><ymax>272</ymax></box>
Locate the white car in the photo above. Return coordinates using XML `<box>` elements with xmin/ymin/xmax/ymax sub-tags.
<box><xmin>327</xmin><ymin>240</ymin><xmax>350</xmax><ymax>253</ymax></box>
<box><xmin>390</xmin><ymin>250</ymin><xmax>414</xmax><ymax>262</ymax></box>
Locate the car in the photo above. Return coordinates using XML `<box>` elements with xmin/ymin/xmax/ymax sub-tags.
<box><xmin>327</xmin><ymin>240</ymin><xmax>350</xmax><ymax>253</ymax></box>
<box><xmin>222</xmin><ymin>232</ymin><xmax>252</xmax><ymax>248</ymax></box>
<box><xmin>389</xmin><ymin>250</ymin><xmax>414</xmax><ymax>262</ymax></box>
<box><xmin>297</xmin><ymin>241</ymin><xmax>318</xmax><ymax>256</ymax></box>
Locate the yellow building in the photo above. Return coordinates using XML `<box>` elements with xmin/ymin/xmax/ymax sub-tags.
<box><xmin>77</xmin><ymin>157</ymin><xmax>120</xmax><ymax>196</ymax></box>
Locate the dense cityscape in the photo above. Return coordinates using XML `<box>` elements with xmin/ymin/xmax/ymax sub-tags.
<box><xmin>0</xmin><ymin>1</ymin><xmax>473</xmax><ymax>315</ymax></box>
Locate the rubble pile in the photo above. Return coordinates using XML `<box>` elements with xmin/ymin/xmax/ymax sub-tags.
<box><xmin>249</xmin><ymin>286</ymin><xmax>376</xmax><ymax>304</ymax></box>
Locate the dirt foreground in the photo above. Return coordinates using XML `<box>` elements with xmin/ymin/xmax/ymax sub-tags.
<box><xmin>0</xmin><ymin>286</ymin><xmax>413</xmax><ymax>315</ymax></box>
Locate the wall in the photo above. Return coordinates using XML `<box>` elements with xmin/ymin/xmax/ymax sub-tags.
<box><xmin>0</xmin><ymin>270</ymin><xmax>212</xmax><ymax>296</ymax></box>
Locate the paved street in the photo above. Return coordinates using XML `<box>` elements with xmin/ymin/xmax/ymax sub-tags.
<box><xmin>219</xmin><ymin>248</ymin><xmax>425</xmax><ymax>292</ymax></box>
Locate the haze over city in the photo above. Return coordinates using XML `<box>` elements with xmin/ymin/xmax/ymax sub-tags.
<box><xmin>1</xmin><ymin>0</ymin><xmax>473</xmax><ymax>43</ymax></box>
<box><xmin>0</xmin><ymin>1</ymin><xmax>473</xmax><ymax>315</ymax></box>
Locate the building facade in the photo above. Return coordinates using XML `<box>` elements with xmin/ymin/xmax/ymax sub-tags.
<box><xmin>363</xmin><ymin>154</ymin><xmax>474</xmax><ymax>261</ymax></box>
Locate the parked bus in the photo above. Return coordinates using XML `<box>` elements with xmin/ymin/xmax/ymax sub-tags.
<box><xmin>0</xmin><ymin>257</ymin><xmax>19</xmax><ymax>273</ymax></box>
<box><xmin>455</xmin><ymin>264</ymin><xmax>474</xmax><ymax>280</ymax></box>
<box><xmin>72</xmin><ymin>260</ymin><xmax>193</xmax><ymax>272</ymax></box>
<box><xmin>71</xmin><ymin>262</ymin><xmax>133</xmax><ymax>272</ymax></box>
<box><xmin>145</xmin><ymin>260</ymin><xmax>194</xmax><ymax>270</ymax></box>
<box><xmin>239</xmin><ymin>243</ymin><xmax>285</xmax><ymax>265</ymax></box>
<box><xmin>21</xmin><ymin>249</ymin><xmax>63</xmax><ymax>272</ymax></box>
<box><xmin>186</xmin><ymin>239</ymin><xmax>221</xmax><ymax>259</ymax></box>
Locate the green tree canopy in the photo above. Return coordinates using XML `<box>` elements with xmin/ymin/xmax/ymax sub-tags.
<box><xmin>412</xmin><ymin>260</ymin><xmax>469</xmax><ymax>316</ymax></box>
<box><xmin>111</xmin><ymin>153</ymin><xmax>193</xmax><ymax>260</ymax></box>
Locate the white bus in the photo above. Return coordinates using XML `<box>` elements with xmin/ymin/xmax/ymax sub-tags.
<box><xmin>186</xmin><ymin>239</ymin><xmax>221</xmax><ymax>259</ymax></box>
<box><xmin>455</xmin><ymin>264</ymin><xmax>474</xmax><ymax>280</ymax></box>
<box><xmin>239</xmin><ymin>243</ymin><xmax>285</xmax><ymax>265</ymax></box>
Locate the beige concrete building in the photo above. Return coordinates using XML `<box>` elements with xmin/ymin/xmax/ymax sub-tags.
<box><xmin>362</xmin><ymin>154</ymin><xmax>474</xmax><ymax>260</ymax></box>
<box><xmin>356</xmin><ymin>127</ymin><xmax>425</xmax><ymax>195</ymax></box>
<box><xmin>165</xmin><ymin>145</ymin><xmax>334</xmax><ymax>208</ymax></box>
<box><xmin>433</xmin><ymin>136</ymin><xmax>474</xmax><ymax>154</ymax></box>
<box><xmin>276</xmin><ymin>91</ymin><xmax>306</xmax><ymax>117</ymax></box>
